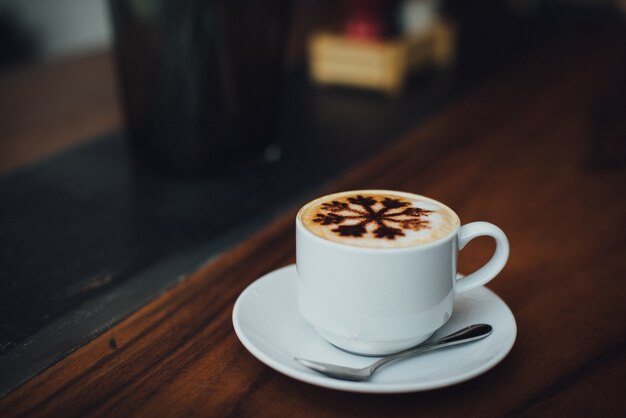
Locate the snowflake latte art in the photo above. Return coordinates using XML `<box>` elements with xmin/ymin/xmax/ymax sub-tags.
<box><xmin>299</xmin><ymin>190</ymin><xmax>459</xmax><ymax>248</ymax></box>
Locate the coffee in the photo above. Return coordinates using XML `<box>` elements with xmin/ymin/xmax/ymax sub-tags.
<box><xmin>296</xmin><ymin>189</ymin><xmax>509</xmax><ymax>354</ymax></box>
<box><xmin>299</xmin><ymin>190</ymin><xmax>459</xmax><ymax>248</ymax></box>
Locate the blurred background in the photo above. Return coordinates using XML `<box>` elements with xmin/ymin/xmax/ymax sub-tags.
<box><xmin>0</xmin><ymin>0</ymin><xmax>624</xmax><ymax>172</ymax></box>
<box><xmin>0</xmin><ymin>0</ymin><xmax>623</xmax><ymax>67</ymax></box>
<box><xmin>0</xmin><ymin>0</ymin><xmax>110</xmax><ymax>67</ymax></box>
<box><xmin>0</xmin><ymin>0</ymin><xmax>624</xmax><ymax>396</ymax></box>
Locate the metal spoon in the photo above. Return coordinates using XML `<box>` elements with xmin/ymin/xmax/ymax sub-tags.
<box><xmin>295</xmin><ymin>323</ymin><xmax>492</xmax><ymax>381</ymax></box>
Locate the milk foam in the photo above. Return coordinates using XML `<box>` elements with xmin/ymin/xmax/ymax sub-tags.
<box><xmin>299</xmin><ymin>190</ymin><xmax>459</xmax><ymax>248</ymax></box>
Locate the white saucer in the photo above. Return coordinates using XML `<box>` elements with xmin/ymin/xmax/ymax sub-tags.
<box><xmin>232</xmin><ymin>265</ymin><xmax>516</xmax><ymax>393</ymax></box>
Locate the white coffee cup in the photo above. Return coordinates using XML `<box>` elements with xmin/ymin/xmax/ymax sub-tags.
<box><xmin>296</xmin><ymin>190</ymin><xmax>509</xmax><ymax>355</ymax></box>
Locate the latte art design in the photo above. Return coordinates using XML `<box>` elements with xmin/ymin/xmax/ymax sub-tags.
<box><xmin>300</xmin><ymin>191</ymin><xmax>459</xmax><ymax>248</ymax></box>
<box><xmin>313</xmin><ymin>195</ymin><xmax>432</xmax><ymax>240</ymax></box>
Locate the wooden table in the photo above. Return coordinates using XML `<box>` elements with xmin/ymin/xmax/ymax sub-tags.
<box><xmin>1</xmin><ymin>26</ymin><xmax>625</xmax><ymax>417</ymax></box>
<box><xmin>0</xmin><ymin>52</ymin><xmax>121</xmax><ymax>174</ymax></box>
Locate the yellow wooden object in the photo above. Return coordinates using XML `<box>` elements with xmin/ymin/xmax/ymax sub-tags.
<box><xmin>309</xmin><ymin>19</ymin><xmax>455</xmax><ymax>95</ymax></box>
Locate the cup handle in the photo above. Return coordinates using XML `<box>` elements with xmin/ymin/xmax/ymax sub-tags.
<box><xmin>456</xmin><ymin>221</ymin><xmax>509</xmax><ymax>293</ymax></box>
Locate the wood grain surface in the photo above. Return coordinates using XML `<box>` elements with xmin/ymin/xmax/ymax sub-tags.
<box><xmin>1</xmin><ymin>27</ymin><xmax>625</xmax><ymax>417</ymax></box>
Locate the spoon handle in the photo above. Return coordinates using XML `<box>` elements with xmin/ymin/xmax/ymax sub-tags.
<box><xmin>369</xmin><ymin>324</ymin><xmax>493</xmax><ymax>373</ymax></box>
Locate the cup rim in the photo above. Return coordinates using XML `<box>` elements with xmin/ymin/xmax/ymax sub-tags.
<box><xmin>296</xmin><ymin>189</ymin><xmax>461</xmax><ymax>253</ymax></box>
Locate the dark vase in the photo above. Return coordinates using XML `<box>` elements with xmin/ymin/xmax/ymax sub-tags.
<box><xmin>109</xmin><ymin>0</ymin><xmax>292</xmax><ymax>175</ymax></box>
